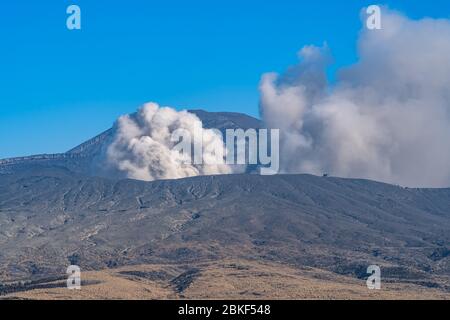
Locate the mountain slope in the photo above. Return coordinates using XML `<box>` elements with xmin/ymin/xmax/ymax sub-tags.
<box><xmin>0</xmin><ymin>166</ymin><xmax>449</xmax><ymax>292</ymax></box>
<box><xmin>0</xmin><ymin>110</ymin><xmax>449</xmax><ymax>297</ymax></box>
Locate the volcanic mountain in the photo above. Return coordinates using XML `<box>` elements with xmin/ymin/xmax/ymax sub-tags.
<box><xmin>0</xmin><ymin>110</ymin><xmax>449</xmax><ymax>299</ymax></box>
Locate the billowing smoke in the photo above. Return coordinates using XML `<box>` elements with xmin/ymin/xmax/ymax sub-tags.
<box><xmin>106</xmin><ymin>102</ymin><xmax>234</xmax><ymax>181</ymax></box>
<box><xmin>260</xmin><ymin>9</ymin><xmax>450</xmax><ymax>187</ymax></box>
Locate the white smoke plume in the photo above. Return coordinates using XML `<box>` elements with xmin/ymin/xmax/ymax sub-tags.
<box><xmin>106</xmin><ymin>102</ymin><xmax>234</xmax><ymax>181</ymax></box>
<box><xmin>260</xmin><ymin>9</ymin><xmax>450</xmax><ymax>187</ymax></box>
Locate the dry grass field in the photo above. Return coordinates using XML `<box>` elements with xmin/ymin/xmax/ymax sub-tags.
<box><xmin>3</xmin><ymin>259</ymin><xmax>449</xmax><ymax>300</ymax></box>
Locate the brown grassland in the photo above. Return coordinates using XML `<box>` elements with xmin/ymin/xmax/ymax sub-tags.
<box><xmin>3</xmin><ymin>259</ymin><xmax>449</xmax><ymax>300</ymax></box>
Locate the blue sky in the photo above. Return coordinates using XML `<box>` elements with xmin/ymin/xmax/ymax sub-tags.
<box><xmin>1</xmin><ymin>0</ymin><xmax>450</xmax><ymax>158</ymax></box>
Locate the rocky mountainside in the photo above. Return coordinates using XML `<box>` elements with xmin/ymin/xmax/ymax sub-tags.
<box><xmin>0</xmin><ymin>110</ymin><xmax>449</xmax><ymax>297</ymax></box>
<box><xmin>0</xmin><ymin>165</ymin><xmax>449</xmax><ymax>292</ymax></box>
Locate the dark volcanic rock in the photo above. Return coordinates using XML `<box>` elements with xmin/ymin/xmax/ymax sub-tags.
<box><xmin>0</xmin><ymin>166</ymin><xmax>450</xmax><ymax>285</ymax></box>
<box><xmin>170</xmin><ymin>268</ymin><xmax>201</xmax><ymax>293</ymax></box>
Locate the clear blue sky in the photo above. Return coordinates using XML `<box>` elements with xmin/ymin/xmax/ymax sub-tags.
<box><xmin>1</xmin><ymin>0</ymin><xmax>450</xmax><ymax>158</ymax></box>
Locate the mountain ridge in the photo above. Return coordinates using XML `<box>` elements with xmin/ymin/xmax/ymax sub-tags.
<box><xmin>0</xmin><ymin>110</ymin><xmax>263</xmax><ymax>176</ymax></box>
